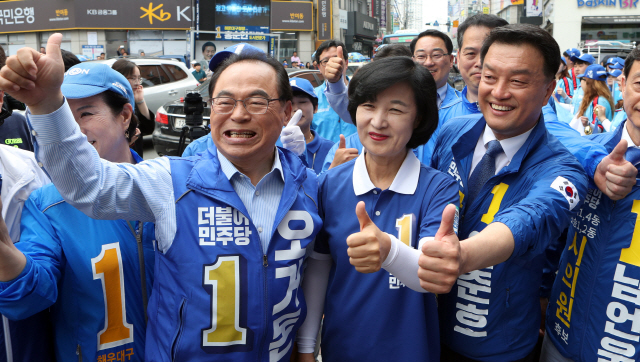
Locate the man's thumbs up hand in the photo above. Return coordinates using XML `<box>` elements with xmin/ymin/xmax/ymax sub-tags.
<box><xmin>418</xmin><ymin>204</ymin><xmax>462</xmax><ymax>294</ymax></box>
<box><xmin>324</xmin><ymin>45</ymin><xmax>346</xmax><ymax>84</ymax></box>
<box><xmin>346</xmin><ymin>201</ymin><xmax>391</xmax><ymax>273</ymax></box>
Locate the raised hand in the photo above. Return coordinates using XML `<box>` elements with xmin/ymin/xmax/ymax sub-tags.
<box><xmin>418</xmin><ymin>204</ymin><xmax>462</xmax><ymax>294</ymax></box>
<box><xmin>280</xmin><ymin>109</ymin><xmax>306</xmax><ymax>156</ymax></box>
<box><xmin>0</xmin><ymin>33</ymin><xmax>64</xmax><ymax>114</ymax></box>
<box><xmin>346</xmin><ymin>201</ymin><xmax>391</xmax><ymax>273</ymax></box>
<box><xmin>594</xmin><ymin>139</ymin><xmax>637</xmax><ymax>200</ymax></box>
<box><xmin>329</xmin><ymin>134</ymin><xmax>358</xmax><ymax>169</ymax></box>
<box><xmin>324</xmin><ymin>46</ymin><xmax>346</xmax><ymax>84</ymax></box>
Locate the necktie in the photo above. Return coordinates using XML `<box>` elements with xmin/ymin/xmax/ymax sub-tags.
<box><xmin>467</xmin><ymin>140</ymin><xmax>504</xmax><ymax>207</ymax></box>
<box><xmin>624</xmin><ymin>147</ymin><xmax>640</xmax><ymax>186</ymax></box>
<box><xmin>437</xmin><ymin>92</ymin><xmax>442</xmax><ymax>108</ymax></box>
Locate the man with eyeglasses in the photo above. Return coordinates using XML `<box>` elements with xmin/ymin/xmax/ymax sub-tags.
<box><xmin>312</xmin><ymin>40</ymin><xmax>357</xmax><ymax>143</ymax></box>
<box><xmin>1</xmin><ymin>33</ymin><xmax>322</xmax><ymax>361</ymax></box>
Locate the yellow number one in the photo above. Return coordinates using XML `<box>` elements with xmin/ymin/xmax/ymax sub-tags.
<box><xmin>92</xmin><ymin>243</ymin><xmax>134</xmax><ymax>350</ymax></box>
<box><xmin>395</xmin><ymin>214</ymin><xmax>414</xmax><ymax>246</ymax></box>
<box><xmin>481</xmin><ymin>183</ymin><xmax>509</xmax><ymax>225</ymax></box>
<box><xmin>203</xmin><ymin>256</ymin><xmax>247</xmax><ymax>346</ymax></box>
<box><xmin>620</xmin><ymin>200</ymin><xmax>640</xmax><ymax>267</ymax></box>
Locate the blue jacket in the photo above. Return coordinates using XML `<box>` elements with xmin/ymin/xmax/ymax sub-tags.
<box><xmin>145</xmin><ymin>145</ymin><xmax>322</xmax><ymax>361</ymax></box>
<box><xmin>0</xmin><ymin>184</ymin><xmax>155</xmax><ymax>362</ymax></box>
<box><xmin>555</xmin><ymin>77</ymin><xmax>574</xmax><ymax>104</ymax></box>
<box><xmin>431</xmin><ymin>114</ymin><xmax>589</xmax><ymax>361</ymax></box>
<box><xmin>546</xmin><ymin>121</ymin><xmax>640</xmax><ymax>361</ymax></box>
<box><xmin>419</xmin><ymin>84</ymin><xmax>463</xmax><ymax>164</ymax></box>
<box><xmin>313</xmin><ymin>82</ymin><xmax>356</xmax><ymax>143</ymax></box>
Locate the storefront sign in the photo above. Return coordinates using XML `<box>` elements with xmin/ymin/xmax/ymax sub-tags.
<box><xmin>347</xmin><ymin>11</ymin><xmax>378</xmax><ymax>39</ymax></box>
<box><xmin>577</xmin><ymin>0</ymin><xmax>638</xmax><ymax>7</ymax></box>
<box><xmin>339</xmin><ymin>9</ymin><xmax>348</xmax><ymax>29</ymax></box>
<box><xmin>271</xmin><ymin>1</ymin><xmax>313</xmax><ymax>31</ymax></box>
<box><xmin>317</xmin><ymin>0</ymin><xmax>332</xmax><ymax>41</ymax></box>
<box><xmin>380</xmin><ymin>0</ymin><xmax>386</xmax><ymax>27</ymax></box>
<box><xmin>0</xmin><ymin>0</ymin><xmax>192</xmax><ymax>34</ymax></box>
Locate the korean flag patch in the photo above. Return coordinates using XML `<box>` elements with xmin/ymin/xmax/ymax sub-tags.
<box><xmin>550</xmin><ymin>176</ymin><xmax>579</xmax><ymax>211</ymax></box>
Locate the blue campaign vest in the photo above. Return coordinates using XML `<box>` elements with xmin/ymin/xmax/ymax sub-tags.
<box><xmin>0</xmin><ymin>149</ymin><xmax>154</xmax><ymax>362</ymax></box>
<box><xmin>2</xmin><ymin>184</ymin><xmax>156</xmax><ymax>362</ymax></box>
<box><xmin>145</xmin><ymin>146</ymin><xmax>322</xmax><ymax>362</ymax></box>
<box><xmin>547</xmin><ymin>122</ymin><xmax>640</xmax><ymax>361</ymax></box>
<box><xmin>432</xmin><ymin>114</ymin><xmax>588</xmax><ymax>361</ymax></box>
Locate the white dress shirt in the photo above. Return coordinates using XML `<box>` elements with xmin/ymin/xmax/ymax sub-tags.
<box><xmin>469</xmin><ymin>124</ymin><xmax>535</xmax><ymax>177</ymax></box>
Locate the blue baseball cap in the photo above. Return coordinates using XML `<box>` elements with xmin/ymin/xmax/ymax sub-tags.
<box><xmin>608</xmin><ymin>69</ymin><xmax>622</xmax><ymax>78</ymax></box>
<box><xmin>571</xmin><ymin>53</ymin><xmax>595</xmax><ymax>65</ymax></box>
<box><xmin>61</xmin><ymin>63</ymin><xmax>135</xmax><ymax>112</ymax></box>
<box><xmin>208</xmin><ymin>43</ymin><xmax>266</xmax><ymax>72</ymax></box>
<box><xmin>607</xmin><ymin>57</ymin><xmax>624</xmax><ymax>69</ymax></box>
<box><xmin>565</xmin><ymin>48</ymin><xmax>580</xmax><ymax>59</ymax></box>
<box><xmin>577</xmin><ymin>64</ymin><xmax>607</xmax><ymax>81</ymax></box>
<box><xmin>289</xmin><ymin>77</ymin><xmax>317</xmax><ymax>99</ymax></box>
<box><xmin>560</xmin><ymin>57</ymin><xmax>566</xmax><ymax>65</ymax></box>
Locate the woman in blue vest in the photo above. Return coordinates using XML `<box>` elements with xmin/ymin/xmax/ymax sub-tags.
<box><xmin>296</xmin><ymin>57</ymin><xmax>459</xmax><ymax>361</ymax></box>
<box><xmin>576</xmin><ymin>64</ymin><xmax>614</xmax><ymax>134</ymax></box>
<box><xmin>0</xmin><ymin>63</ymin><xmax>154</xmax><ymax>361</ymax></box>
<box><xmin>554</xmin><ymin>57</ymin><xmax>574</xmax><ymax>104</ymax></box>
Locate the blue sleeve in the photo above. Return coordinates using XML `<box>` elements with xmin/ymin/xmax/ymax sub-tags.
<box><xmin>320</xmin><ymin>143</ymin><xmax>339</xmax><ymax>173</ymax></box>
<box><xmin>543</xmin><ymin>106</ymin><xmax>607</xmax><ymax>180</ymax></box>
<box><xmin>494</xmin><ymin>165</ymin><xmax>588</xmax><ymax>262</ymax></box>
<box><xmin>324</xmin><ymin>80</ymin><xmax>353</xmax><ymax>125</ymax></box>
<box><xmin>540</xmin><ymin>230</ymin><xmax>568</xmax><ymax>299</ymax></box>
<box><xmin>419</xmin><ymin>173</ymin><xmax>459</xmax><ymax>238</ymax></box>
<box><xmin>27</xmin><ymin>98</ymin><xmax>177</xmax><ymax>251</ymax></box>
<box><xmin>0</xmin><ymin>197</ymin><xmax>62</xmax><ymax>320</ymax></box>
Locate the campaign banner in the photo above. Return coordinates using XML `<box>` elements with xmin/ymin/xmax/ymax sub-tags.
<box><xmin>526</xmin><ymin>0</ymin><xmax>542</xmax><ymax>16</ymax></box>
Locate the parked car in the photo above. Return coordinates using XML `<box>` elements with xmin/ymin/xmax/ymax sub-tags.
<box><xmin>91</xmin><ymin>57</ymin><xmax>199</xmax><ymax>126</ymax></box>
<box><xmin>152</xmin><ymin>69</ymin><xmax>324</xmax><ymax>156</ymax></box>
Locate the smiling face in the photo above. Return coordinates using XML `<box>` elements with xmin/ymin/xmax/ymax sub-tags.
<box><xmin>203</xmin><ymin>46</ymin><xmax>216</xmax><ymax>61</ymax></box>
<box><xmin>459</xmin><ymin>26</ymin><xmax>491</xmax><ymax>95</ymax></box>
<box><xmin>412</xmin><ymin>36</ymin><xmax>453</xmax><ymax>89</ymax></box>
<box><xmin>209</xmin><ymin>60</ymin><xmax>291</xmax><ymax>169</ymax></box>
<box><xmin>68</xmin><ymin>94</ymin><xmax>132</xmax><ymax>162</ymax></box>
<box><xmin>623</xmin><ymin>60</ymin><xmax>640</xmax><ymax>143</ymax></box>
<box><xmin>479</xmin><ymin>42</ymin><xmax>555</xmax><ymax>140</ymax></box>
<box><xmin>356</xmin><ymin>82</ymin><xmax>417</xmax><ymax>162</ymax></box>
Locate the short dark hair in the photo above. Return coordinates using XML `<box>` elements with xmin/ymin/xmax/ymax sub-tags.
<box><xmin>623</xmin><ymin>48</ymin><xmax>640</xmax><ymax>78</ymax></box>
<box><xmin>100</xmin><ymin>90</ymin><xmax>138</xmax><ymax>142</ymax></box>
<box><xmin>347</xmin><ymin>56</ymin><xmax>438</xmax><ymax>149</ymax></box>
<box><xmin>375</xmin><ymin>44</ymin><xmax>412</xmax><ymax>60</ymax></box>
<box><xmin>202</xmin><ymin>41</ymin><xmax>216</xmax><ymax>52</ymax></box>
<box><xmin>410</xmin><ymin>29</ymin><xmax>453</xmax><ymax>55</ymax></box>
<box><xmin>293</xmin><ymin>90</ymin><xmax>318</xmax><ymax>110</ymax></box>
<box><xmin>208</xmin><ymin>53</ymin><xmax>292</xmax><ymax>105</ymax></box>
<box><xmin>480</xmin><ymin>24</ymin><xmax>560</xmax><ymax>81</ymax></box>
<box><xmin>315</xmin><ymin>40</ymin><xmax>348</xmax><ymax>63</ymax></box>
<box><xmin>457</xmin><ymin>14</ymin><xmax>508</xmax><ymax>49</ymax></box>
<box><xmin>61</xmin><ymin>50</ymin><xmax>81</xmax><ymax>71</ymax></box>
<box><xmin>111</xmin><ymin>58</ymin><xmax>139</xmax><ymax>79</ymax></box>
